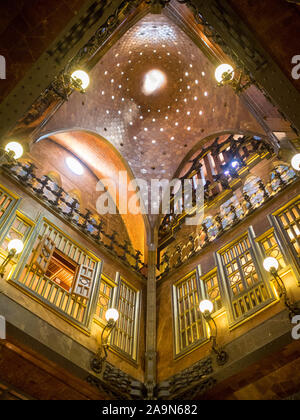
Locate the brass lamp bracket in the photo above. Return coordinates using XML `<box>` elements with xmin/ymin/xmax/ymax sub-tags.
<box><xmin>203</xmin><ymin>311</ymin><xmax>229</xmax><ymax>367</ymax></box>
<box><xmin>90</xmin><ymin>319</ymin><xmax>117</xmax><ymax>375</ymax></box>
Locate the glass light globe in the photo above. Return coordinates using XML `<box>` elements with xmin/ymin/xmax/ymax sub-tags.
<box><xmin>8</xmin><ymin>239</ymin><xmax>24</xmax><ymax>255</ymax></box>
<box><xmin>66</xmin><ymin>157</ymin><xmax>84</xmax><ymax>176</ymax></box>
<box><xmin>215</xmin><ymin>64</ymin><xmax>234</xmax><ymax>84</ymax></box>
<box><xmin>5</xmin><ymin>142</ymin><xmax>24</xmax><ymax>159</ymax></box>
<box><xmin>71</xmin><ymin>70</ymin><xmax>90</xmax><ymax>90</ymax></box>
<box><xmin>199</xmin><ymin>299</ymin><xmax>214</xmax><ymax>314</ymax></box>
<box><xmin>263</xmin><ymin>257</ymin><xmax>279</xmax><ymax>273</ymax></box>
<box><xmin>105</xmin><ymin>308</ymin><xmax>119</xmax><ymax>323</ymax></box>
<box><xmin>291</xmin><ymin>154</ymin><xmax>300</xmax><ymax>171</ymax></box>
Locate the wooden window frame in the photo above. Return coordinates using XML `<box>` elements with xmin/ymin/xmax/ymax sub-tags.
<box><xmin>94</xmin><ymin>274</ymin><xmax>117</xmax><ymax>327</ymax></box>
<box><xmin>0</xmin><ymin>184</ymin><xmax>19</xmax><ymax>230</ymax></box>
<box><xmin>216</xmin><ymin>228</ymin><xmax>275</xmax><ymax>328</ymax></box>
<box><xmin>199</xmin><ymin>266</ymin><xmax>223</xmax><ymax>315</ymax></box>
<box><xmin>110</xmin><ymin>273</ymin><xmax>141</xmax><ymax>363</ymax></box>
<box><xmin>10</xmin><ymin>218</ymin><xmax>103</xmax><ymax>333</ymax></box>
<box><xmin>270</xmin><ymin>196</ymin><xmax>300</xmax><ymax>285</ymax></box>
<box><xmin>0</xmin><ymin>211</ymin><xmax>34</xmax><ymax>279</ymax></box>
<box><xmin>46</xmin><ymin>248</ymin><xmax>80</xmax><ymax>293</ymax></box>
<box><xmin>172</xmin><ymin>268</ymin><xmax>209</xmax><ymax>358</ymax></box>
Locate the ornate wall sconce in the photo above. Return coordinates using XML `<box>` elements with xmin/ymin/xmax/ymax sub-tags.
<box><xmin>199</xmin><ymin>300</ymin><xmax>228</xmax><ymax>366</ymax></box>
<box><xmin>90</xmin><ymin>308</ymin><xmax>119</xmax><ymax>374</ymax></box>
<box><xmin>263</xmin><ymin>257</ymin><xmax>300</xmax><ymax>319</ymax></box>
<box><xmin>0</xmin><ymin>141</ymin><xmax>24</xmax><ymax>166</ymax></box>
<box><xmin>51</xmin><ymin>69</ymin><xmax>90</xmax><ymax>101</ymax></box>
<box><xmin>0</xmin><ymin>239</ymin><xmax>24</xmax><ymax>278</ymax></box>
<box><xmin>215</xmin><ymin>64</ymin><xmax>252</xmax><ymax>94</ymax></box>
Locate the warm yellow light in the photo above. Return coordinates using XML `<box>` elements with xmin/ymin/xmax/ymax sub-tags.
<box><xmin>8</xmin><ymin>239</ymin><xmax>24</xmax><ymax>255</ymax></box>
<box><xmin>71</xmin><ymin>70</ymin><xmax>90</xmax><ymax>90</ymax></box>
<box><xmin>215</xmin><ymin>64</ymin><xmax>234</xmax><ymax>84</ymax></box>
<box><xmin>263</xmin><ymin>257</ymin><xmax>279</xmax><ymax>273</ymax></box>
<box><xmin>291</xmin><ymin>154</ymin><xmax>300</xmax><ymax>171</ymax></box>
<box><xmin>105</xmin><ymin>308</ymin><xmax>119</xmax><ymax>323</ymax></box>
<box><xmin>5</xmin><ymin>142</ymin><xmax>23</xmax><ymax>159</ymax></box>
<box><xmin>199</xmin><ymin>299</ymin><xmax>214</xmax><ymax>314</ymax></box>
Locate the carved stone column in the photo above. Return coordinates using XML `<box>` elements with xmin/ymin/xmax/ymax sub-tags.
<box><xmin>145</xmin><ymin>239</ymin><xmax>158</xmax><ymax>399</ymax></box>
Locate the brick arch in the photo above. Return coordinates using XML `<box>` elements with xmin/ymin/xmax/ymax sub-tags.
<box><xmin>34</xmin><ymin>129</ymin><xmax>148</xmax><ymax>258</ymax></box>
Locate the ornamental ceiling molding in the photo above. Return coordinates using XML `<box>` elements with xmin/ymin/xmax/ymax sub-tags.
<box><xmin>145</xmin><ymin>0</ymin><xmax>171</xmax><ymax>14</ymax></box>
<box><xmin>8</xmin><ymin>0</ymin><xmax>146</xmax><ymax>141</ymax></box>
<box><xmin>179</xmin><ymin>0</ymin><xmax>300</xmax><ymax>134</ymax></box>
<box><xmin>156</xmin><ymin>357</ymin><xmax>216</xmax><ymax>400</ymax></box>
<box><xmin>177</xmin><ymin>0</ymin><xmax>267</xmax><ymax>72</ymax></box>
<box><xmin>47</xmin><ymin>0</ymin><xmax>125</xmax><ymax>65</ymax></box>
<box><xmin>86</xmin><ymin>362</ymin><xmax>146</xmax><ymax>400</ymax></box>
<box><xmin>0</xmin><ymin>0</ymin><xmax>132</xmax><ymax>140</ymax></box>
<box><xmin>86</xmin><ymin>357</ymin><xmax>216</xmax><ymax>400</ymax></box>
<box><xmin>86</xmin><ymin>356</ymin><xmax>216</xmax><ymax>400</ymax></box>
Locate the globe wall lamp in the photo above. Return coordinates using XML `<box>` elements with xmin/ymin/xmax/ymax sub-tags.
<box><xmin>90</xmin><ymin>308</ymin><xmax>119</xmax><ymax>374</ymax></box>
<box><xmin>215</xmin><ymin>64</ymin><xmax>252</xmax><ymax>94</ymax></box>
<box><xmin>291</xmin><ymin>154</ymin><xmax>300</xmax><ymax>172</ymax></box>
<box><xmin>70</xmin><ymin>70</ymin><xmax>90</xmax><ymax>92</ymax></box>
<box><xmin>0</xmin><ymin>239</ymin><xmax>24</xmax><ymax>278</ymax></box>
<box><xmin>0</xmin><ymin>141</ymin><xmax>24</xmax><ymax>166</ymax></box>
<box><xmin>263</xmin><ymin>257</ymin><xmax>300</xmax><ymax>319</ymax></box>
<box><xmin>199</xmin><ymin>300</ymin><xmax>228</xmax><ymax>366</ymax></box>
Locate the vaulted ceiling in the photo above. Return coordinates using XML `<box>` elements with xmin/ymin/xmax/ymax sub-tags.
<box><xmin>40</xmin><ymin>13</ymin><xmax>264</xmax><ymax>184</ymax></box>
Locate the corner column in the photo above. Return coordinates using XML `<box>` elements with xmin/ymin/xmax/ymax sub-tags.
<box><xmin>145</xmin><ymin>237</ymin><xmax>158</xmax><ymax>399</ymax></box>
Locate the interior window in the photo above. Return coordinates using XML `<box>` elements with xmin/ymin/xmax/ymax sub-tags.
<box><xmin>45</xmin><ymin>249</ymin><xmax>79</xmax><ymax>292</ymax></box>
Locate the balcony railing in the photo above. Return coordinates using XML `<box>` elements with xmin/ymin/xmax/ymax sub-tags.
<box><xmin>3</xmin><ymin>162</ymin><xmax>146</xmax><ymax>278</ymax></box>
<box><xmin>159</xmin><ymin>134</ymin><xmax>274</xmax><ymax>241</ymax></box>
<box><xmin>159</xmin><ymin>165</ymin><xmax>298</xmax><ymax>279</ymax></box>
<box><xmin>17</xmin><ymin>270</ymin><xmax>89</xmax><ymax>327</ymax></box>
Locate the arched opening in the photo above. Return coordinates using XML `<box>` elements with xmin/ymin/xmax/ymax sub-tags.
<box><xmin>33</xmin><ymin>129</ymin><xmax>148</xmax><ymax>258</ymax></box>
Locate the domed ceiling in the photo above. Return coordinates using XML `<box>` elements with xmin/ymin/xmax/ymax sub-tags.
<box><xmin>41</xmin><ymin>13</ymin><xmax>264</xmax><ymax>184</ymax></box>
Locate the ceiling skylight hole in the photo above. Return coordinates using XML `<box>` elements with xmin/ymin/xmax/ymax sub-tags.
<box><xmin>142</xmin><ymin>70</ymin><xmax>166</xmax><ymax>95</ymax></box>
<box><xmin>66</xmin><ymin>157</ymin><xmax>84</xmax><ymax>176</ymax></box>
